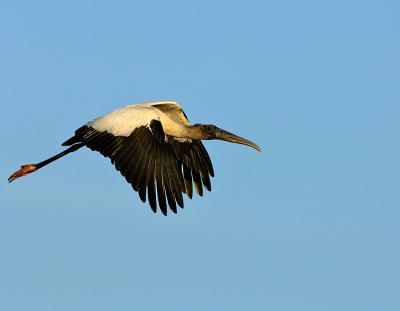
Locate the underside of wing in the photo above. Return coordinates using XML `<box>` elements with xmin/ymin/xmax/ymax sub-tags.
<box><xmin>147</xmin><ymin>102</ymin><xmax>215</xmax><ymax>195</ymax></box>
<box><xmin>62</xmin><ymin>120</ymin><xmax>185</xmax><ymax>215</ymax></box>
<box><xmin>168</xmin><ymin>138</ymin><xmax>214</xmax><ymax>199</ymax></box>
<box><xmin>62</xmin><ymin>102</ymin><xmax>215</xmax><ymax>215</ymax></box>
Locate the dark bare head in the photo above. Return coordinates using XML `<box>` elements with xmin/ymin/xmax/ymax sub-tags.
<box><xmin>191</xmin><ymin>124</ymin><xmax>261</xmax><ymax>152</ymax></box>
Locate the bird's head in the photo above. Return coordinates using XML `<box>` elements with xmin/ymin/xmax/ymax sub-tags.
<box><xmin>194</xmin><ymin>124</ymin><xmax>261</xmax><ymax>152</ymax></box>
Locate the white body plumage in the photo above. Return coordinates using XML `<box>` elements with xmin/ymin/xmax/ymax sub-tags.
<box><xmin>88</xmin><ymin>101</ymin><xmax>190</xmax><ymax>138</ymax></box>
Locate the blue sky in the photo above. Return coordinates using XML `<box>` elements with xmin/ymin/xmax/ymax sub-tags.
<box><xmin>1</xmin><ymin>1</ymin><xmax>399</xmax><ymax>310</ymax></box>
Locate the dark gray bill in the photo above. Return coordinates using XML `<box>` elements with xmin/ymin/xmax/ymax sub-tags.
<box><xmin>214</xmin><ymin>128</ymin><xmax>261</xmax><ymax>152</ymax></box>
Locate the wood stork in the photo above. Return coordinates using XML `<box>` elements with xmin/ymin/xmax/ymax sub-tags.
<box><xmin>8</xmin><ymin>101</ymin><xmax>261</xmax><ymax>215</ymax></box>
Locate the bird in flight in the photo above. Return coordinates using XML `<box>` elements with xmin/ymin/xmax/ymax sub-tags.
<box><xmin>9</xmin><ymin>101</ymin><xmax>261</xmax><ymax>215</ymax></box>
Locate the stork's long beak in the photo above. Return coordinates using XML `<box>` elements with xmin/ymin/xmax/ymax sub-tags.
<box><xmin>213</xmin><ymin>128</ymin><xmax>261</xmax><ymax>152</ymax></box>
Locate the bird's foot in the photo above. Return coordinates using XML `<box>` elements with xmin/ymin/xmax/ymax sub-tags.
<box><xmin>8</xmin><ymin>164</ymin><xmax>38</xmax><ymax>183</ymax></box>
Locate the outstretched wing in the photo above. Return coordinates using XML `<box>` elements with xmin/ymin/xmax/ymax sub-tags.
<box><xmin>169</xmin><ymin>138</ymin><xmax>214</xmax><ymax>198</ymax></box>
<box><xmin>142</xmin><ymin>102</ymin><xmax>214</xmax><ymax>198</ymax></box>
<box><xmin>63</xmin><ymin>119</ymin><xmax>185</xmax><ymax>215</ymax></box>
<box><xmin>147</xmin><ymin>102</ymin><xmax>215</xmax><ymax>197</ymax></box>
<box><xmin>62</xmin><ymin>102</ymin><xmax>214</xmax><ymax>215</ymax></box>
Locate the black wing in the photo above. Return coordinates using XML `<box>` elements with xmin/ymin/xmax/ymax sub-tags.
<box><xmin>151</xmin><ymin>103</ymin><xmax>214</xmax><ymax>197</ymax></box>
<box><xmin>63</xmin><ymin>120</ymin><xmax>215</xmax><ymax>215</ymax></box>
<box><xmin>168</xmin><ymin>138</ymin><xmax>214</xmax><ymax>199</ymax></box>
<box><xmin>63</xmin><ymin>120</ymin><xmax>185</xmax><ymax>215</ymax></box>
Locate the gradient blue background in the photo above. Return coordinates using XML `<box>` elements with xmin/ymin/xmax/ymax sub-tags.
<box><xmin>1</xmin><ymin>1</ymin><xmax>399</xmax><ymax>310</ymax></box>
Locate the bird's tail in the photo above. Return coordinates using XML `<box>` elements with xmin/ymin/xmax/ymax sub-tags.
<box><xmin>8</xmin><ymin>143</ymin><xmax>85</xmax><ymax>183</ymax></box>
